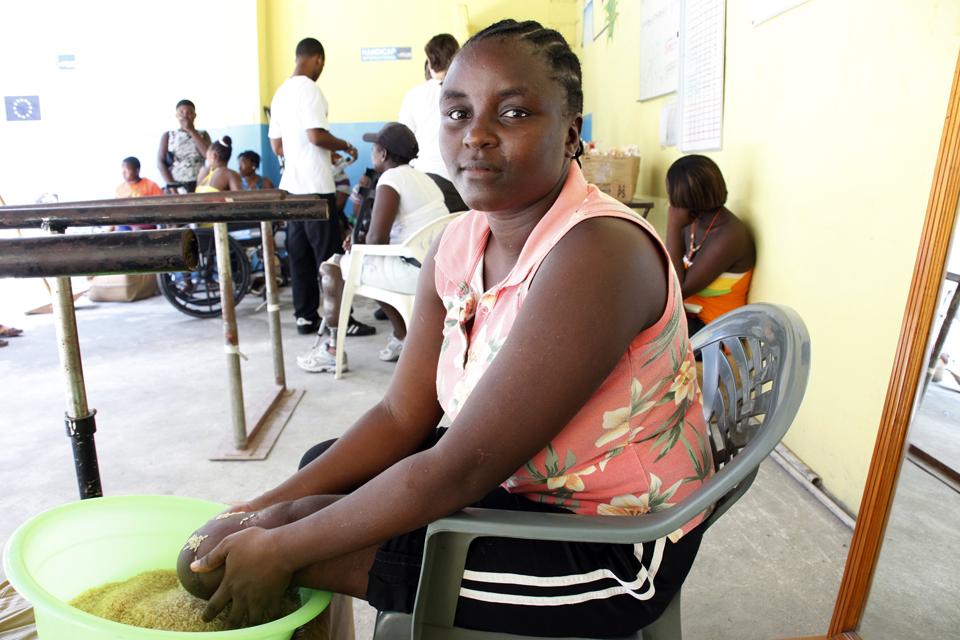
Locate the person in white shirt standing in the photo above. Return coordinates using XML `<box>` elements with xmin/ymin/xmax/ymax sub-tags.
<box><xmin>269</xmin><ymin>37</ymin><xmax>364</xmax><ymax>335</ymax></box>
<box><xmin>397</xmin><ymin>33</ymin><xmax>468</xmax><ymax>214</ymax></box>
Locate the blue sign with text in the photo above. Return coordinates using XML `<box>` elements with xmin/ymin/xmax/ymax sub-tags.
<box><xmin>5</xmin><ymin>96</ymin><xmax>41</xmax><ymax>121</ymax></box>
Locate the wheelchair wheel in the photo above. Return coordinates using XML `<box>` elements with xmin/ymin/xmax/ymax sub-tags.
<box><xmin>157</xmin><ymin>227</ymin><xmax>251</xmax><ymax>318</ymax></box>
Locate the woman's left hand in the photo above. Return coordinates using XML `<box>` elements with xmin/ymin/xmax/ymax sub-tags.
<box><xmin>192</xmin><ymin>527</ymin><xmax>293</xmax><ymax>629</ymax></box>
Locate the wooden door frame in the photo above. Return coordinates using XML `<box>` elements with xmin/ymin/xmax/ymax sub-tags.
<box><xmin>811</xmin><ymin>45</ymin><xmax>960</xmax><ymax>640</ymax></box>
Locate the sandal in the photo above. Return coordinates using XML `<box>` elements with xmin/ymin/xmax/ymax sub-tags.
<box><xmin>0</xmin><ymin>325</ymin><xmax>22</xmax><ymax>337</ymax></box>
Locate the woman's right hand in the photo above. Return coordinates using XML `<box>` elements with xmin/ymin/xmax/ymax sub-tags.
<box><xmin>667</xmin><ymin>204</ymin><xmax>695</xmax><ymax>229</ymax></box>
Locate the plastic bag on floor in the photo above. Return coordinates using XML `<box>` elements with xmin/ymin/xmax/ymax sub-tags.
<box><xmin>0</xmin><ymin>581</ymin><xmax>37</xmax><ymax>640</ymax></box>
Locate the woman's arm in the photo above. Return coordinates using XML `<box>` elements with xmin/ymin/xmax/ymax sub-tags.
<box><xmin>665</xmin><ymin>204</ymin><xmax>694</xmax><ymax>286</ymax></box>
<box><xmin>193</xmin><ymin>217</ymin><xmax>668</xmax><ymax>622</ymax></box>
<box><xmin>226</xmin><ymin>170</ymin><xmax>244</xmax><ymax>192</ymax></box>
<box><xmin>157</xmin><ymin>132</ymin><xmax>175</xmax><ymax>185</ymax></box>
<box><xmin>185</xmin><ymin>127</ymin><xmax>210</xmax><ymax>158</ymax></box>
<box><xmin>364</xmin><ymin>184</ymin><xmax>400</xmax><ymax>245</ymax></box>
<box><xmin>667</xmin><ymin>206</ymin><xmax>751</xmax><ymax>298</ymax></box>
<box><xmin>263</xmin><ymin>176</ymin><xmax>275</xmax><ymax>190</ymax></box>
<box><xmin>234</xmin><ymin>239</ymin><xmax>449</xmax><ymax>514</ymax></box>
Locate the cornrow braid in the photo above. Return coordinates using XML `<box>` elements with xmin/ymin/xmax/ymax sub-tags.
<box><xmin>463</xmin><ymin>19</ymin><xmax>583</xmax><ymax>116</ymax></box>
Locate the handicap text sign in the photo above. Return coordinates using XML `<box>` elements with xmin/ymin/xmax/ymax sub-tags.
<box><xmin>361</xmin><ymin>47</ymin><xmax>412</xmax><ymax>62</ymax></box>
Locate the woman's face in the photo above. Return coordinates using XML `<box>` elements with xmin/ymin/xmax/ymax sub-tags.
<box><xmin>238</xmin><ymin>157</ymin><xmax>255</xmax><ymax>177</ymax></box>
<box><xmin>440</xmin><ymin>39</ymin><xmax>581</xmax><ymax>214</ymax></box>
<box><xmin>371</xmin><ymin>143</ymin><xmax>387</xmax><ymax>173</ymax></box>
<box><xmin>206</xmin><ymin>147</ymin><xmax>217</xmax><ymax>165</ymax></box>
<box><xmin>176</xmin><ymin>105</ymin><xmax>196</xmax><ymax>125</ymax></box>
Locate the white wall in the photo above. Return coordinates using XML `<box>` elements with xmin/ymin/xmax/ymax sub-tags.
<box><xmin>0</xmin><ymin>0</ymin><xmax>260</xmax><ymax>205</ymax></box>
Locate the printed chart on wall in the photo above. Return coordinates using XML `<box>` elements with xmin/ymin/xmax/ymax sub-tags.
<box><xmin>678</xmin><ymin>0</ymin><xmax>725</xmax><ymax>152</ymax></box>
<box><xmin>639</xmin><ymin>0</ymin><xmax>681</xmax><ymax>101</ymax></box>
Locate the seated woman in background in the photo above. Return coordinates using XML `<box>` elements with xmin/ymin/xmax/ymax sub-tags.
<box><xmin>297</xmin><ymin>122</ymin><xmax>449</xmax><ymax>372</ymax></box>
<box><xmin>237</xmin><ymin>150</ymin><xmax>275</xmax><ymax>191</ymax></box>
<box><xmin>665</xmin><ymin>155</ymin><xmax>756</xmax><ymax>335</ymax></box>
<box><xmin>196</xmin><ymin>137</ymin><xmax>243</xmax><ymax>193</ymax></box>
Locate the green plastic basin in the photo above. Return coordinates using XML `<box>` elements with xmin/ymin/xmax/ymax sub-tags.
<box><xmin>2</xmin><ymin>495</ymin><xmax>330</xmax><ymax>639</ymax></box>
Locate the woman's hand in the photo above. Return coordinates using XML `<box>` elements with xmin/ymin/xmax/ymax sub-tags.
<box><xmin>192</xmin><ymin>527</ymin><xmax>292</xmax><ymax>629</ymax></box>
<box><xmin>179</xmin><ymin>116</ymin><xmax>196</xmax><ymax>132</ymax></box>
<box><xmin>667</xmin><ymin>204</ymin><xmax>695</xmax><ymax>229</ymax></box>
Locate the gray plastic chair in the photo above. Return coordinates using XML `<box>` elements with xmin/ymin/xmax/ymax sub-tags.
<box><xmin>372</xmin><ymin>303</ymin><xmax>811</xmax><ymax>640</ymax></box>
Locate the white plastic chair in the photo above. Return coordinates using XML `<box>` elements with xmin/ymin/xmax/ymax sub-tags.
<box><xmin>335</xmin><ymin>213</ymin><xmax>462</xmax><ymax>379</ymax></box>
<box><xmin>372</xmin><ymin>303</ymin><xmax>812</xmax><ymax>640</ymax></box>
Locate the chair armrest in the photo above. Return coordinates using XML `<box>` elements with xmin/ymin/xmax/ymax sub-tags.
<box><xmin>350</xmin><ymin>243</ymin><xmax>412</xmax><ymax>259</ymax></box>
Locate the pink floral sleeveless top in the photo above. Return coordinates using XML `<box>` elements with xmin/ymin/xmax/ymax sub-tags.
<box><xmin>433</xmin><ymin>164</ymin><xmax>712</xmax><ymax>539</ymax></box>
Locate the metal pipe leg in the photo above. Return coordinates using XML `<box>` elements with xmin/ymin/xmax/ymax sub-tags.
<box><xmin>50</xmin><ymin>272</ymin><xmax>103</xmax><ymax>499</ymax></box>
<box><xmin>261</xmin><ymin>221</ymin><xmax>286</xmax><ymax>389</ymax></box>
<box><xmin>66</xmin><ymin>413</ymin><xmax>102</xmax><ymax>499</ymax></box>
<box><xmin>214</xmin><ymin>222</ymin><xmax>248</xmax><ymax>450</ymax></box>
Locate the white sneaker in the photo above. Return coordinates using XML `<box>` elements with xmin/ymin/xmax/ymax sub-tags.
<box><xmin>297</xmin><ymin>341</ymin><xmax>346</xmax><ymax>373</ymax></box>
<box><xmin>378</xmin><ymin>336</ymin><xmax>404</xmax><ymax>362</ymax></box>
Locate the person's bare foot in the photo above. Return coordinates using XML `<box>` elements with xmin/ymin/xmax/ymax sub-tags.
<box><xmin>0</xmin><ymin>325</ymin><xmax>22</xmax><ymax>337</ymax></box>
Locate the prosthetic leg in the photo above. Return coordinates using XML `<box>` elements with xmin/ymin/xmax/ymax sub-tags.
<box><xmin>297</xmin><ymin>255</ymin><xmax>346</xmax><ymax>373</ymax></box>
<box><xmin>319</xmin><ymin>256</ymin><xmax>344</xmax><ymax>351</ymax></box>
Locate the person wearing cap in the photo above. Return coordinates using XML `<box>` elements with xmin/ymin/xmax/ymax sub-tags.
<box><xmin>398</xmin><ymin>34</ymin><xmax>469</xmax><ymax>214</ymax></box>
<box><xmin>269</xmin><ymin>37</ymin><xmax>364</xmax><ymax>336</ymax></box>
<box><xmin>297</xmin><ymin>122</ymin><xmax>450</xmax><ymax>373</ymax></box>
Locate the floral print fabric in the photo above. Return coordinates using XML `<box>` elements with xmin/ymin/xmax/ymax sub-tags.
<box><xmin>432</xmin><ymin>163</ymin><xmax>713</xmax><ymax>538</ymax></box>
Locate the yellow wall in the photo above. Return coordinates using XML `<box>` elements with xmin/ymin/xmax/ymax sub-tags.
<box><xmin>259</xmin><ymin>0</ymin><xmax>575</xmax><ymax>123</ymax></box>
<box><xmin>580</xmin><ymin>0</ymin><xmax>960</xmax><ymax>512</ymax></box>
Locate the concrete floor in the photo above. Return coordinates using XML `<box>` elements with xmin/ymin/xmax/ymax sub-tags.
<box><xmin>0</xmin><ymin>278</ymin><xmax>858</xmax><ymax>639</ymax></box>
<box><xmin>856</xmin><ymin>382</ymin><xmax>960</xmax><ymax>640</ymax></box>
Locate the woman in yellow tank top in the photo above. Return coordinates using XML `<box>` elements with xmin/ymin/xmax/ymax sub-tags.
<box><xmin>664</xmin><ymin>155</ymin><xmax>756</xmax><ymax>334</ymax></box>
<box><xmin>195</xmin><ymin>136</ymin><xmax>243</xmax><ymax>193</ymax></box>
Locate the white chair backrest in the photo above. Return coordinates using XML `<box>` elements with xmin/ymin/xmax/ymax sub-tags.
<box><xmin>400</xmin><ymin>213</ymin><xmax>463</xmax><ymax>263</ymax></box>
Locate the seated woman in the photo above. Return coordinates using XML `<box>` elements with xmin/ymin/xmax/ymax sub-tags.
<box><xmin>296</xmin><ymin>122</ymin><xmax>449</xmax><ymax>373</ymax></box>
<box><xmin>187</xmin><ymin>21</ymin><xmax>712</xmax><ymax>638</ymax></box>
<box><xmin>237</xmin><ymin>150</ymin><xmax>275</xmax><ymax>191</ymax></box>
<box><xmin>196</xmin><ymin>137</ymin><xmax>243</xmax><ymax>193</ymax></box>
<box><xmin>664</xmin><ymin>155</ymin><xmax>756</xmax><ymax>335</ymax></box>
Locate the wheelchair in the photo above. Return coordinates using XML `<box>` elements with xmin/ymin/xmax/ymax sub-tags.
<box><xmin>157</xmin><ymin>222</ymin><xmax>290</xmax><ymax>318</ymax></box>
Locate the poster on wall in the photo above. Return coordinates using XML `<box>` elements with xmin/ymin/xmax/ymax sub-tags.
<box><xmin>4</xmin><ymin>96</ymin><xmax>41</xmax><ymax>121</ymax></box>
<box><xmin>750</xmin><ymin>0</ymin><xmax>811</xmax><ymax>26</ymax></box>
<box><xmin>583</xmin><ymin>0</ymin><xmax>595</xmax><ymax>46</ymax></box>
<box><xmin>677</xmin><ymin>0</ymin><xmax>725</xmax><ymax>152</ymax></box>
<box><xmin>639</xmin><ymin>0</ymin><xmax>681</xmax><ymax>101</ymax></box>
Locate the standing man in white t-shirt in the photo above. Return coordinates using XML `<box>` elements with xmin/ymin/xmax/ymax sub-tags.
<box><xmin>269</xmin><ymin>37</ymin><xmax>361</xmax><ymax>334</ymax></box>
<box><xmin>397</xmin><ymin>33</ymin><xmax>468</xmax><ymax>214</ymax></box>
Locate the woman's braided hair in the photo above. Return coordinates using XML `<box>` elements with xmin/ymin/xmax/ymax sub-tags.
<box><xmin>462</xmin><ymin>20</ymin><xmax>583</xmax><ymax>116</ymax></box>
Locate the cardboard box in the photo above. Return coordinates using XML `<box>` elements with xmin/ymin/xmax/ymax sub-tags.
<box><xmin>580</xmin><ymin>156</ymin><xmax>641</xmax><ymax>203</ymax></box>
<box><xmin>87</xmin><ymin>274</ymin><xmax>159</xmax><ymax>302</ymax></box>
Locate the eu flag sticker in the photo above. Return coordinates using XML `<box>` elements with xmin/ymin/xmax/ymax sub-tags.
<box><xmin>5</xmin><ymin>96</ymin><xmax>41</xmax><ymax>121</ymax></box>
